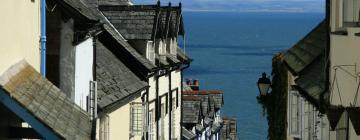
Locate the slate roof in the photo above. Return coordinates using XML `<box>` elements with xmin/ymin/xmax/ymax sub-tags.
<box><xmin>295</xmin><ymin>54</ymin><xmax>326</xmax><ymax>101</ymax></box>
<box><xmin>221</xmin><ymin>117</ymin><xmax>237</xmax><ymax>140</ymax></box>
<box><xmin>283</xmin><ymin>20</ymin><xmax>326</xmax><ymax>74</ymax></box>
<box><xmin>156</xmin><ymin>54</ymin><xmax>169</xmax><ymax>66</ymax></box>
<box><xmin>182</xmin><ymin>127</ymin><xmax>197</xmax><ymax>140</ymax></box>
<box><xmin>98</xmin><ymin>4</ymin><xmax>183</xmax><ymax>40</ymax></box>
<box><xmin>77</xmin><ymin>0</ymin><xmax>157</xmax><ymax>71</ymax></box>
<box><xmin>96</xmin><ymin>40</ymin><xmax>148</xmax><ymax>111</ymax></box>
<box><xmin>102</xmin><ymin>24</ymin><xmax>157</xmax><ymax>71</ymax></box>
<box><xmin>182</xmin><ymin>97</ymin><xmax>201</xmax><ymax>124</ymax></box>
<box><xmin>184</xmin><ymin>93</ymin><xmax>210</xmax><ymax>117</ymax></box>
<box><xmin>97</xmin><ymin>0</ymin><xmax>131</xmax><ymax>6</ymax></box>
<box><xmin>177</xmin><ymin>47</ymin><xmax>192</xmax><ymax>62</ymax></box>
<box><xmin>211</xmin><ymin>122</ymin><xmax>222</xmax><ymax>133</ymax></box>
<box><xmin>55</xmin><ymin>0</ymin><xmax>99</xmax><ymax>21</ymax></box>
<box><xmin>0</xmin><ymin>61</ymin><xmax>91</xmax><ymax>140</ymax></box>
<box><xmin>283</xmin><ymin>20</ymin><xmax>327</xmax><ymax>103</ymax></box>
<box><xmin>167</xmin><ymin>55</ymin><xmax>181</xmax><ymax>64</ymax></box>
<box><xmin>183</xmin><ymin>90</ymin><xmax>224</xmax><ymax>109</ymax></box>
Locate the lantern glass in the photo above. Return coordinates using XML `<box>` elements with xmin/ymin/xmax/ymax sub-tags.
<box><xmin>258</xmin><ymin>83</ymin><xmax>270</xmax><ymax>95</ymax></box>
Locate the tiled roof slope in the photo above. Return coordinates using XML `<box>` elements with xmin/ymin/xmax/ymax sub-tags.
<box><xmin>283</xmin><ymin>20</ymin><xmax>327</xmax><ymax>103</ymax></box>
<box><xmin>55</xmin><ymin>0</ymin><xmax>99</xmax><ymax>21</ymax></box>
<box><xmin>182</xmin><ymin>97</ymin><xmax>201</xmax><ymax>124</ymax></box>
<box><xmin>283</xmin><ymin>20</ymin><xmax>326</xmax><ymax>74</ymax></box>
<box><xmin>221</xmin><ymin>117</ymin><xmax>237</xmax><ymax>140</ymax></box>
<box><xmin>295</xmin><ymin>54</ymin><xmax>326</xmax><ymax>101</ymax></box>
<box><xmin>68</xmin><ymin>0</ymin><xmax>156</xmax><ymax>71</ymax></box>
<box><xmin>182</xmin><ymin>127</ymin><xmax>197</xmax><ymax>140</ymax></box>
<box><xmin>84</xmin><ymin>0</ymin><xmax>131</xmax><ymax>8</ymax></box>
<box><xmin>99</xmin><ymin>5</ymin><xmax>183</xmax><ymax>40</ymax></box>
<box><xmin>183</xmin><ymin>94</ymin><xmax>209</xmax><ymax>117</ymax></box>
<box><xmin>0</xmin><ymin>61</ymin><xmax>91</xmax><ymax>140</ymax></box>
<box><xmin>96</xmin><ymin>40</ymin><xmax>148</xmax><ymax>111</ymax></box>
<box><xmin>177</xmin><ymin>47</ymin><xmax>192</xmax><ymax>62</ymax></box>
<box><xmin>183</xmin><ymin>90</ymin><xmax>224</xmax><ymax>109</ymax></box>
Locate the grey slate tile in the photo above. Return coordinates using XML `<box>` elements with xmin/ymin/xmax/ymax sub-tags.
<box><xmin>0</xmin><ymin>61</ymin><xmax>92</xmax><ymax>140</ymax></box>
<box><xmin>96</xmin><ymin>40</ymin><xmax>148</xmax><ymax>111</ymax></box>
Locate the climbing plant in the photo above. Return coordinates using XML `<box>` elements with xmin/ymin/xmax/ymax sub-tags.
<box><xmin>257</xmin><ymin>54</ymin><xmax>288</xmax><ymax>140</ymax></box>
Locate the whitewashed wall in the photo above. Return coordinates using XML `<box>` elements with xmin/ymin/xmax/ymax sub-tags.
<box><xmin>74</xmin><ymin>38</ymin><xmax>94</xmax><ymax>110</ymax></box>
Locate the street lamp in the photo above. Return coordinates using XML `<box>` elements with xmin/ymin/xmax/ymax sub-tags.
<box><xmin>257</xmin><ymin>72</ymin><xmax>271</xmax><ymax>95</ymax></box>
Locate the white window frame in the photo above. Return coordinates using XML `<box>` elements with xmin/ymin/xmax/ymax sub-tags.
<box><xmin>289</xmin><ymin>90</ymin><xmax>301</xmax><ymax>138</ymax></box>
<box><xmin>171</xmin><ymin>97</ymin><xmax>176</xmax><ymax>138</ymax></box>
<box><xmin>149</xmin><ymin>109</ymin><xmax>154</xmax><ymax>140</ymax></box>
<box><xmin>159</xmin><ymin>103</ymin><xmax>165</xmax><ymax>140</ymax></box>
<box><xmin>130</xmin><ymin>102</ymin><xmax>144</xmax><ymax>136</ymax></box>
<box><xmin>147</xmin><ymin>41</ymin><xmax>155</xmax><ymax>64</ymax></box>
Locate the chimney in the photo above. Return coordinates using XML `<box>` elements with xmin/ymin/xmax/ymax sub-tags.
<box><xmin>185</xmin><ymin>78</ymin><xmax>200</xmax><ymax>91</ymax></box>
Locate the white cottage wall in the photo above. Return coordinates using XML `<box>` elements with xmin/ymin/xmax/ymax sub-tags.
<box><xmin>74</xmin><ymin>38</ymin><xmax>94</xmax><ymax>110</ymax></box>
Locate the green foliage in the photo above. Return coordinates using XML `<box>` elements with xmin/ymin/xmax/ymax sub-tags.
<box><xmin>257</xmin><ymin>54</ymin><xmax>288</xmax><ymax>140</ymax></box>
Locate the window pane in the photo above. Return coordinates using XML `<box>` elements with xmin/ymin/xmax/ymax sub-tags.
<box><xmin>131</xmin><ymin>103</ymin><xmax>143</xmax><ymax>135</ymax></box>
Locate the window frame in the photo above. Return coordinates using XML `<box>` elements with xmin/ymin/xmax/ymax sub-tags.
<box><xmin>289</xmin><ymin>90</ymin><xmax>301</xmax><ymax>137</ymax></box>
<box><xmin>130</xmin><ymin>102</ymin><xmax>144</xmax><ymax>136</ymax></box>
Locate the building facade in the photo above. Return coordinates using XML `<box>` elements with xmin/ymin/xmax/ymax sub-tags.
<box><xmin>269</xmin><ymin>1</ymin><xmax>360</xmax><ymax>140</ymax></box>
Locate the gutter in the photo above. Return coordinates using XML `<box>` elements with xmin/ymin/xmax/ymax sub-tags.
<box><xmin>40</xmin><ymin>0</ymin><xmax>47</xmax><ymax>77</ymax></box>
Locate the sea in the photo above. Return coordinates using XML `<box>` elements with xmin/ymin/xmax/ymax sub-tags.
<box><xmin>181</xmin><ymin>12</ymin><xmax>324</xmax><ymax>139</ymax></box>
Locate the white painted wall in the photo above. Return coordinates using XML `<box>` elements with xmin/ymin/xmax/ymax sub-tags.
<box><xmin>0</xmin><ymin>0</ymin><xmax>40</xmax><ymax>75</ymax></box>
<box><xmin>146</xmin><ymin>70</ymin><xmax>183</xmax><ymax>140</ymax></box>
<box><xmin>74</xmin><ymin>38</ymin><xmax>94</xmax><ymax>110</ymax></box>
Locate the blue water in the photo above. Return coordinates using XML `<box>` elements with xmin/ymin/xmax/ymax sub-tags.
<box><xmin>182</xmin><ymin>12</ymin><xmax>324</xmax><ymax>139</ymax></box>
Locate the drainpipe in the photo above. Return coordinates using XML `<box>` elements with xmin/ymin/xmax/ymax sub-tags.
<box><xmin>156</xmin><ymin>73</ymin><xmax>159</xmax><ymax>140</ymax></box>
<box><xmin>40</xmin><ymin>0</ymin><xmax>47</xmax><ymax>78</ymax></box>
<box><xmin>168</xmin><ymin>68</ymin><xmax>172</xmax><ymax>140</ymax></box>
<box><xmin>146</xmin><ymin>85</ymin><xmax>150</xmax><ymax>140</ymax></box>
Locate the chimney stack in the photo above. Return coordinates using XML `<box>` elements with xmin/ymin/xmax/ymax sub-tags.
<box><xmin>185</xmin><ymin>78</ymin><xmax>200</xmax><ymax>91</ymax></box>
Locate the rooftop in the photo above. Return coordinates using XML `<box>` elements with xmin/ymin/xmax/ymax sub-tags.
<box><xmin>99</xmin><ymin>4</ymin><xmax>184</xmax><ymax>40</ymax></box>
<box><xmin>96</xmin><ymin>40</ymin><xmax>148</xmax><ymax>112</ymax></box>
<box><xmin>0</xmin><ymin>61</ymin><xmax>91</xmax><ymax>140</ymax></box>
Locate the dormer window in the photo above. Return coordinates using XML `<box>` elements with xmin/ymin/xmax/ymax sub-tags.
<box><xmin>166</xmin><ymin>38</ymin><xmax>178</xmax><ymax>55</ymax></box>
<box><xmin>146</xmin><ymin>41</ymin><xmax>155</xmax><ymax>64</ymax></box>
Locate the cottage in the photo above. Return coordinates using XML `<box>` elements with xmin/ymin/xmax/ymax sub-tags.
<box><xmin>182</xmin><ymin>80</ymin><xmax>225</xmax><ymax>140</ymax></box>
<box><xmin>268</xmin><ymin>0</ymin><xmax>360</xmax><ymax>140</ymax></box>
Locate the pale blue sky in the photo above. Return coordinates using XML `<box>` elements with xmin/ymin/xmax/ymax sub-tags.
<box><xmin>133</xmin><ymin>0</ymin><xmax>325</xmax><ymax>13</ymax></box>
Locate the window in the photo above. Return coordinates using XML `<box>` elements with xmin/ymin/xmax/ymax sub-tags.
<box><xmin>175</xmin><ymin>89</ymin><xmax>179</xmax><ymax>107</ymax></box>
<box><xmin>343</xmin><ymin>0</ymin><xmax>360</xmax><ymax>23</ymax></box>
<box><xmin>171</xmin><ymin>98</ymin><xmax>176</xmax><ymax>138</ymax></box>
<box><xmin>149</xmin><ymin>110</ymin><xmax>154</xmax><ymax>140</ymax></box>
<box><xmin>289</xmin><ymin>90</ymin><xmax>301</xmax><ymax>136</ymax></box>
<box><xmin>147</xmin><ymin>41</ymin><xmax>155</xmax><ymax>64</ymax></box>
<box><xmin>130</xmin><ymin>103</ymin><xmax>144</xmax><ymax>136</ymax></box>
<box><xmin>336</xmin><ymin>112</ymin><xmax>348</xmax><ymax>140</ymax></box>
<box><xmin>160</xmin><ymin>103</ymin><xmax>165</xmax><ymax>140</ymax></box>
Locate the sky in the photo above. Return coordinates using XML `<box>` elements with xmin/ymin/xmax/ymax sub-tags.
<box><xmin>133</xmin><ymin>0</ymin><xmax>325</xmax><ymax>13</ymax></box>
